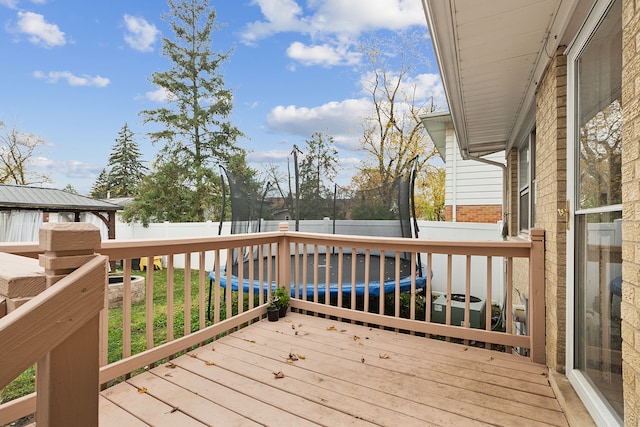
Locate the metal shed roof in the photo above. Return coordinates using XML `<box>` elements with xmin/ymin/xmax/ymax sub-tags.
<box><xmin>0</xmin><ymin>185</ymin><xmax>123</xmax><ymax>211</ymax></box>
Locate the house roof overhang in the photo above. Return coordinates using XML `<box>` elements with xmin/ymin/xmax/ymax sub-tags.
<box><xmin>421</xmin><ymin>0</ymin><xmax>591</xmax><ymax>158</ymax></box>
<box><xmin>420</xmin><ymin>112</ymin><xmax>452</xmax><ymax>163</ymax></box>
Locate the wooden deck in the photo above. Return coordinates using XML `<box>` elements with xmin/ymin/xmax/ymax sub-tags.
<box><xmin>99</xmin><ymin>312</ymin><xmax>568</xmax><ymax>426</ymax></box>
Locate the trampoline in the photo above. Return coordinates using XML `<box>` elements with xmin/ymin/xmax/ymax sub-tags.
<box><xmin>208</xmin><ymin>155</ymin><xmax>426</xmax><ymax>319</ymax></box>
<box><xmin>209</xmin><ymin>252</ymin><xmax>427</xmax><ymax>299</ymax></box>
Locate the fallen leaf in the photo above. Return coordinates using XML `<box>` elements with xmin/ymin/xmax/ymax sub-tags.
<box><xmin>463</xmin><ymin>347</ymin><xmax>468</xmax><ymax>351</ymax></box>
<box><xmin>298</xmin><ymin>323</ymin><xmax>303</xmax><ymax>327</ymax></box>
<box><xmin>289</xmin><ymin>352</ymin><xmax>299</xmax><ymax>361</ymax></box>
<box><xmin>170</xmin><ymin>406</ymin><xmax>179</xmax><ymax>413</ymax></box>
<box><xmin>353</xmin><ymin>335</ymin><xmax>360</xmax><ymax>341</ymax></box>
<box><xmin>379</xmin><ymin>353</ymin><xmax>390</xmax><ymax>359</ymax></box>
<box><xmin>286</xmin><ymin>359</ymin><xmax>294</xmax><ymax>364</ymax></box>
<box><xmin>340</xmin><ymin>329</ymin><xmax>347</xmax><ymax>332</ymax></box>
<box><xmin>273</xmin><ymin>371</ymin><xmax>285</xmax><ymax>379</ymax></box>
<box><xmin>361</xmin><ymin>357</ymin><xmax>365</xmax><ymax>363</ymax></box>
<box><xmin>285</xmin><ymin>319</ymin><xmax>292</xmax><ymax>323</ymax></box>
<box><xmin>298</xmin><ymin>354</ymin><xmax>306</xmax><ymax>360</ymax></box>
<box><xmin>164</xmin><ymin>373</ymin><xmax>173</xmax><ymax>377</ymax></box>
<box><xmin>189</xmin><ymin>353</ymin><xmax>198</xmax><ymax>358</ymax></box>
<box><xmin>488</xmin><ymin>356</ymin><xmax>494</xmax><ymax>361</ymax></box>
<box><xmin>327</xmin><ymin>326</ymin><xmax>337</xmax><ymax>331</ymax></box>
<box><xmin>292</xmin><ymin>324</ymin><xmax>296</xmax><ymax>329</ymax></box>
<box><xmin>205</xmin><ymin>361</ymin><xmax>215</xmax><ymax>366</ymax></box>
<box><xmin>295</xmin><ymin>331</ymin><xmax>299</xmax><ymax>335</ymax></box>
<box><xmin>137</xmin><ymin>387</ymin><xmax>147</xmax><ymax>394</ymax></box>
<box><xmin>165</xmin><ymin>363</ymin><xmax>177</xmax><ymax>369</ymax></box>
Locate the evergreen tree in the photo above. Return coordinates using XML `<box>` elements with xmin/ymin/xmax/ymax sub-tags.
<box><xmin>90</xmin><ymin>168</ymin><xmax>109</xmax><ymax>199</ymax></box>
<box><xmin>107</xmin><ymin>123</ymin><xmax>147</xmax><ymax>197</ymax></box>
<box><xmin>135</xmin><ymin>0</ymin><xmax>244</xmax><ymax>222</ymax></box>
<box><xmin>62</xmin><ymin>184</ymin><xmax>78</xmax><ymax>195</ymax></box>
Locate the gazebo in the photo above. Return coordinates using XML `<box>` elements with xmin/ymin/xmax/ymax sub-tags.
<box><xmin>0</xmin><ymin>184</ymin><xmax>122</xmax><ymax>242</ymax></box>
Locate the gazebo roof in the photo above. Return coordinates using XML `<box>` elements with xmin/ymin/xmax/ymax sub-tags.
<box><xmin>0</xmin><ymin>185</ymin><xmax>123</xmax><ymax>212</ymax></box>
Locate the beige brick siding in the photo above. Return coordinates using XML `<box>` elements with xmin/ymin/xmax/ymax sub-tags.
<box><xmin>507</xmin><ymin>46</ymin><xmax>566</xmax><ymax>373</ymax></box>
<box><xmin>622</xmin><ymin>0</ymin><xmax>640</xmax><ymax>421</ymax></box>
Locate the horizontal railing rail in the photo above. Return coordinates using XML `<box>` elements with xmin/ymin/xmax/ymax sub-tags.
<box><xmin>0</xmin><ymin>223</ymin><xmax>545</xmax><ymax>424</ymax></box>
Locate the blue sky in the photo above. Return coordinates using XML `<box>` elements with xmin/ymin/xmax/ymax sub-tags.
<box><xmin>0</xmin><ymin>0</ymin><xmax>443</xmax><ymax>195</ymax></box>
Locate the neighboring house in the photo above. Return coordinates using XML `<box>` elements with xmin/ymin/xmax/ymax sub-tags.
<box><xmin>0</xmin><ymin>185</ymin><xmax>122</xmax><ymax>242</ymax></box>
<box><xmin>422</xmin><ymin>0</ymin><xmax>630</xmax><ymax>424</ymax></box>
<box><xmin>421</xmin><ymin>112</ymin><xmax>504</xmax><ymax>223</ymax></box>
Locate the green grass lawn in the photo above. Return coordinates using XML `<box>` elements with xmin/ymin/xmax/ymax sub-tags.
<box><xmin>1</xmin><ymin>267</ymin><xmax>235</xmax><ymax>403</ymax></box>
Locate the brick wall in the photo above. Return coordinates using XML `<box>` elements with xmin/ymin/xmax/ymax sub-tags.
<box><xmin>533</xmin><ymin>46</ymin><xmax>568</xmax><ymax>372</ymax></box>
<box><xmin>444</xmin><ymin>204</ymin><xmax>502</xmax><ymax>223</ymax></box>
<box><xmin>621</xmin><ymin>0</ymin><xmax>640</xmax><ymax>422</ymax></box>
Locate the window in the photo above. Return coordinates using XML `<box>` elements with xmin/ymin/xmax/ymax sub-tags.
<box><xmin>518</xmin><ymin>130</ymin><xmax>536</xmax><ymax>233</ymax></box>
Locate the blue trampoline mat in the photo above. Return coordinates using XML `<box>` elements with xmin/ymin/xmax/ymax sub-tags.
<box><xmin>208</xmin><ymin>270</ymin><xmax>427</xmax><ymax>298</ymax></box>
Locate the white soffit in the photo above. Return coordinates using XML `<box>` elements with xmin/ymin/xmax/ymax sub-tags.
<box><xmin>423</xmin><ymin>0</ymin><xmax>580</xmax><ymax>157</ymax></box>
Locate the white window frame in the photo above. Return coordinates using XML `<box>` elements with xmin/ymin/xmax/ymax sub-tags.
<box><xmin>518</xmin><ymin>130</ymin><xmax>536</xmax><ymax>235</ymax></box>
<box><xmin>566</xmin><ymin>0</ymin><xmax>623</xmax><ymax>425</ymax></box>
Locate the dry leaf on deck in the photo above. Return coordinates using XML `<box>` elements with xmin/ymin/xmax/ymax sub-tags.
<box><xmin>165</xmin><ymin>363</ymin><xmax>177</xmax><ymax>369</ymax></box>
<box><xmin>297</xmin><ymin>354</ymin><xmax>306</xmax><ymax>360</ymax></box>
<box><xmin>273</xmin><ymin>371</ymin><xmax>285</xmax><ymax>379</ymax></box>
<box><xmin>189</xmin><ymin>353</ymin><xmax>198</xmax><ymax>358</ymax></box>
<box><xmin>137</xmin><ymin>387</ymin><xmax>147</xmax><ymax>394</ymax></box>
<box><xmin>205</xmin><ymin>361</ymin><xmax>215</xmax><ymax>366</ymax></box>
<box><xmin>361</xmin><ymin>357</ymin><xmax>365</xmax><ymax>363</ymax></box>
<box><xmin>170</xmin><ymin>407</ymin><xmax>179</xmax><ymax>413</ymax></box>
<box><xmin>379</xmin><ymin>353</ymin><xmax>390</xmax><ymax>359</ymax></box>
<box><xmin>353</xmin><ymin>335</ymin><xmax>360</xmax><ymax>341</ymax></box>
<box><xmin>289</xmin><ymin>352</ymin><xmax>299</xmax><ymax>361</ymax></box>
<box><xmin>327</xmin><ymin>326</ymin><xmax>337</xmax><ymax>331</ymax></box>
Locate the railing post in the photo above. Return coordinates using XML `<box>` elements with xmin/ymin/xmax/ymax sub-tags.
<box><xmin>277</xmin><ymin>222</ymin><xmax>291</xmax><ymax>295</ymax></box>
<box><xmin>36</xmin><ymin>223</ymin><xmax>103</xmax><ymax>427</ymax></box>
<box><xmin>529</xmin><ymin>228</ymin><xmax>545</xmax><ymax>364</ymax></box>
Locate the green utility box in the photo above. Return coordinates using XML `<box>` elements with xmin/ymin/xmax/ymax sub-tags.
<box><xmin>431</xmin><ymin>294</ymin><xmax>487</xmax><ymax>329</ymax></box>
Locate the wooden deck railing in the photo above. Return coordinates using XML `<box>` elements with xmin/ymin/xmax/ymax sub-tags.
<box><xmin>0</xmin><ymin>222</ymin><xmax>545</xmax><ymax>424</ymax></box>
<box><xmin>0</xmin><ymin>223</ymin><xmax>107</xmax><ymax>426</ymax></box>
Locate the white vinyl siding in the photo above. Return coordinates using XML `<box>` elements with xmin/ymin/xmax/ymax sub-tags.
<box><xmin>444</xmin><ymin>128</ymin><xmax>504</xmax><ymax>206</ymax></box>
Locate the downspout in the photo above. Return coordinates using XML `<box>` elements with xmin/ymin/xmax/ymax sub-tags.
<box><xmin>452</xmin><ymin>146</ymin><xmax>457</xmax><ymax>221</ymax></box>
<box><xmin>463</xmin><ymin>150</ymin><xmax>508</xmax><ymax>239</ymax></box>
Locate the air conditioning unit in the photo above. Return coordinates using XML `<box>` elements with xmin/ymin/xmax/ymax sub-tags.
<box><xmin>431</xmin><ymin>294</ymin><xmax>486</xmax><ymax>329</ymax></box>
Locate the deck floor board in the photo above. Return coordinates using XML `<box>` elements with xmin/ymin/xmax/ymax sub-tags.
<box><xmin>99</xmin><ymin>312</ymin><xmax>568</xmax><ymax>427</ymax></box>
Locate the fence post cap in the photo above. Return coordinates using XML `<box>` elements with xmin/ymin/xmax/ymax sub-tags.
<box><xmin>39</xmin><ymin>223</ymin><xmax>101</xmax><ymax>252</ymax></box>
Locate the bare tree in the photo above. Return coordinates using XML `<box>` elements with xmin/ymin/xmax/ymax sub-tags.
<box><xmin>352</xmin><ymin>31</ymin><xmax>441</xmax><ymax>216</ymax></box>
<box><xmin>0</xmin><ymin>122</ymin><xmax>51</xmax><ymax>186</ymax></box>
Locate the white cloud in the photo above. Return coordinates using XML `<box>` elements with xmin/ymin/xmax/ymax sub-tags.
<box><xmin>242</xmin><ymin>0</ymin><xmax>425</xmax><ymax>42</ymax></box>
<box><xmin>33</xmin><ymin>70</ymin><xmax>110</xmax><ymax>87</ymax></box>
<box><xmin>286</xmin><ymin>41</ymin><xmax>360</xmax><ymax>67</ymax></box>
<box><xmin>16</xmin><ymin>11</ymin><xmax>65</xmax><ymax>48</ymax></box>
<box><xmin>267</xmin><ymin>98</ymin><xmax>370</xmax><ymax>150</ymax></box>
<box><xmin>123</xmin><ymin>14</ymin><xmax>159</xmax><ymax>52</ymax></box>
<box><xmin>247</xmin><ymin>149</ymin><xmax>291</xmax><ymax>164</ymax></box>
<box><xmin>0</xmin><ymin>0</ymin><xmax>19</xmax><ymax>8</ymax></box>
<box><xmin>30</xmin><ymin>157</ymin><xmax>100</xmax><ymax>179</ymax></box>
<box><xmin>145</xmin><ymin>87</ymin><xmax>174</xmax><ymax>102</ymax></box>
<box><xmin>242</xmin><ymin>0</ymin><xmax>426</xmax><ymax>68</ymax></box>
<box><xmin>242</xmin><ymin>0</ymin><xmax>306</xmax><ymax>44</ymax></box>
